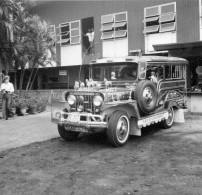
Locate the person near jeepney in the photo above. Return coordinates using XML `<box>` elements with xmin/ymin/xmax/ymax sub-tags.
<box><xmin>150</xmin><ymin>71</ymin><xmax>157</xmax><ymax>83</ymax></box>
<box><xmin>0</xmin><ymin>75</ymin><xmax>15</xmax><ymax>120</ymax></box>
<box><xmin>111</xmin><ymin>72</ymin><xmax>116</xmax><ymax>80</ymax></box>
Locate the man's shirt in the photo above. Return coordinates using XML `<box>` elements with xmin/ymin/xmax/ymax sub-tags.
<box><xmin>1</xmin><ymin>82</ymin><xmax>14</xmax><ymax>93</ymax></box>
<box><xmin>86</xmin><ymin>32</ymin><xmax>94</xmax><ymax>42</ymax></box>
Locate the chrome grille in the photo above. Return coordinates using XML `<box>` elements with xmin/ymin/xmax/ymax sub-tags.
<box><xmin>75</xmin><ymin>94</ymin><xmax>95</xmax><ymax>113</ymax></box>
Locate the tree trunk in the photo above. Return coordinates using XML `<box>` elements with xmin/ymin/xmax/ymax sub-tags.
<box><xmin>19</xmin><ymin>67</ymin><xmax>25</xmax><ymax>92</ymax></box>
<box><xmin>14</xmin><ymin>71</ymin><xmax>17</xmax><ymax>90</ymax></box>
<box><xmin>25</xmin><ymin>59</ymin><xmax>36</xmax><ymax>92</ymax></box>
<box><xmin>29</xmin><ymin>67</ymin><xmax>39</xmax><ymax>90</ymax></box>
<box><xmin>0</xmin><ymin>58</ymin><xmax>3</xmax><ymax>87</ymax></box>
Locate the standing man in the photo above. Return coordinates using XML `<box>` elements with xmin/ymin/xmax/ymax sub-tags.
<box><xmin>85</xmin><ymin>28</ymin><xmax>94</xmax><ymax>55</ymax></box>
<box><xmin>1</xmin><ymin>75</ymin><xmax>14</xmax><ymax>120</ymax></box>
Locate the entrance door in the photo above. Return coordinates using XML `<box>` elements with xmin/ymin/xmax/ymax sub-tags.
<box><xmin>81</xmin><ymin>17</ymin><xmax>94</xmax><ymax>56</ymax></box>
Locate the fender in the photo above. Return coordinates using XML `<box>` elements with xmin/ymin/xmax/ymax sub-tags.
<box><xmin>164</xmin><ymin>101</ymin><xmax>179</xmax><ymax>109</ymax></box>
<box><xmin>101</xmin><ymin>102</ymin><xmax>141</xmax><ymax>120</ymax></box>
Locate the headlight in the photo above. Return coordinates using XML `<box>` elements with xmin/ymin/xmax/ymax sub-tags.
<box><xmin>67</xmin><ymin>95</ymin><xmax>76</xmax><ymax>105</ymax></box>
<box><xmin>93</xmin><ymin>95</ymin><xmax>103</xmax><ymax>107</ymax></box>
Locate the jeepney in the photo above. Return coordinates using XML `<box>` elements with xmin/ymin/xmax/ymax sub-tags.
<box><xmin>51</xmin><ymin>55</ymin><xmax>188</xmax><ymax>147</ymax></box>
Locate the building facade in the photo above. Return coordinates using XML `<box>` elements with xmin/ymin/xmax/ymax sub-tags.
<box><xmin>31</xmin><ymin>0</ymin><xmax>201</xmax><ymax>91</ymax></box>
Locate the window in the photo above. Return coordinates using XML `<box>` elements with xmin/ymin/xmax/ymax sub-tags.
<box><xmin>143</xmin><ymin>2</ymin><xmax>176</xmax><ymax>35</ymax></box>
<box><xmin>58</xmin><ymin>20</ymin><xmax>81</xmax><ymax>46</ymax></box>
<box><xmin>100</xmin><ymin>12</ymin><xmax>127</xmax><ymax>40</ymax></box>
<box><xmin>165</xmin><ymin>65</ymin><xmax>182</xmax><ymax>80</ymax></box>
<box><xmin>92</xmin><ymin>64</ymin><xmax>138</xmax><ymax>81</ymax></box>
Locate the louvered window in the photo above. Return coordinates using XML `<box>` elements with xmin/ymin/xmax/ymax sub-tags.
<box><xmin>101</xmin><ymin>12</ymin><xmax>127</xmax><ymax>40</ymax></box>
<box><xmin>143</xmin><ymin>2</ymin><xmax>176</xmax><ymax>35</ymax></box>
<box><xmin>58</xmin><ymin>20</ymin><xmax>81</xmax><ymax>46</ymax></box>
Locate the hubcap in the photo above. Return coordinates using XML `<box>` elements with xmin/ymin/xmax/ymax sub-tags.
<box><xmin>166</xmin><ymin>107</ymin><xmax>174</xmax><ymax>126</ymax></box>
<box><xmin>143</xmin><ymin>87</ymin><xmax>154</xmax><ymax>105</ymax></box>
<box><xmin>116</xmin><ymin>116</ymin><xmax>129</xmax><ymax>143</ymax></box>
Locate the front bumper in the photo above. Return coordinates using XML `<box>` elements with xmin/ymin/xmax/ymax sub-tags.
<box><xmin>52</xmin><ymin>111</ymin><xmax>107</xmax><ymax>130</ymax></box>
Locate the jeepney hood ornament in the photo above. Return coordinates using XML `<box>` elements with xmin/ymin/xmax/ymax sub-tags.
<box><xmin>73</xmin><ymin>79</ymin><xmax>137</xmax><ymax>102</ymax></box>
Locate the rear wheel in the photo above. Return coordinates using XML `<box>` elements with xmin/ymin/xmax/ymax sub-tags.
<box><xmin>107</xmin><ymin>111</ymin><xmax>130</xmax><ymax>147</ymax></box>
<box><xmin>58</xmin><ymin>125</ymin><xmax>80</xmax><ymax>141</ymax></box>
<box><xmin>161</xmin><ymin>107</ymin><xmax>174</xmax><ymax>129</ymax></box>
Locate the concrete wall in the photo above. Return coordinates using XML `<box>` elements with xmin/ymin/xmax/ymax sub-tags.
<box><xmin>31</xmin><ymin>0</ymin><xmax>201</xmax><ymax>63</ymax></box>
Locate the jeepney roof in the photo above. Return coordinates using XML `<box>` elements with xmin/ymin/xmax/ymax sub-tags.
<box><xmin>91</xmin><ymin>55</ymin><xmax>188</xmax><ymax>65</ymax></box>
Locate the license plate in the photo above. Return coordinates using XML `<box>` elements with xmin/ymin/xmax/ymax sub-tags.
<box><xmin>65</xmin><ymin>125</ymin><xmax>87</xmax><ymax>133</ymax></box>
<box><xmin>67</xmin><ymin>114</ymin><xmax>80</xmax><ymax>122</ymax></box>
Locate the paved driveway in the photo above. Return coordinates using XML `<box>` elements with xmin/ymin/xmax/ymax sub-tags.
<box><xmin>0</xmin><ymin>109</ymin><xmax>59</xmax><ymax>151</ymax></box>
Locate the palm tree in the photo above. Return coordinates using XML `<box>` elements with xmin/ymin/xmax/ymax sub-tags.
<box><xmin>0</xmin><ymin>0</ymin><xmax>15</xmax><ymax>80</ymax></box>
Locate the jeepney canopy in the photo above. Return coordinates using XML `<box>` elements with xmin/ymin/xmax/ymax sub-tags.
<box><xmin>91</xmin><ymin>55</ymin><xmax>188</xmax><ymax>66</ymax></box>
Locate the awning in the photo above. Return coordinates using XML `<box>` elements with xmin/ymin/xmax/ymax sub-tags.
<box><xmin>153</xmin><ymin>41</ymin><xmax>202</xmax><ymax>58</ymax></box>
<box><xmin>153</xmin><ymin>41</ymin><xmax>202</xmax><ymax>51</ymax></box>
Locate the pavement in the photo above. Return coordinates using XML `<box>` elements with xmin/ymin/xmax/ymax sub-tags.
<box><xmin>0</xmin><ymin>107</ymin><xmax>59</xmax><ymax>152</ymax></box>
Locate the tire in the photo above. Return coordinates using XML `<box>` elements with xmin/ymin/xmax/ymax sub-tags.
<box><xmin>134</xmin><ymin>80</ymin><xmax>158</xmax><ymax>115</ymax></box>
<box><xmin>107</xmin><ymin>111</ymin><xmax>130</xmax><ymax>147</ymax></box>
<box><xmin>161</xmin><ymin>107</ymin><xmax>174</xmax><ymax>129</ymax></box>
<box><xmin>58</xmin><ymin>125</ymin><xmax>80</xmax><ymax>141</ymax></box>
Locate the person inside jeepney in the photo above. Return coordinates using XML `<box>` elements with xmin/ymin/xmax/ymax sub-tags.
<box><xmin>150</xmin><ymin>71</ymin><xmax>157</xmax><ymax>83</ymax></box>
<box><xmin>111</xmin><ymin>72</ymin><xmax>116</xmax><ymax>80</ymax></box>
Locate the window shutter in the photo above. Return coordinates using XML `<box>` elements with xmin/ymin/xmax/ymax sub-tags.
<box><xmin>101</xmin><ymin>14</ymin><xmax>114</xmax><ymax>24</ymax></box>
<box><xmin>143</xmin><ymin>16</ymin><xmax>159</xmax><ymax>23</ymax></box>
<box><xmin>159</xmin><ymin>22</ymin><xmax>176</xmax><ymax>32</ymax></box>
<box><xmin>114</xmin><ymin>30</ymin><xmax>127</xmax><ymax>38</ymax></box>
<box><xmin>143</xmin><ymin>25</ymin><xmax>159</xmax><ymax>34</ymax></box>
<box><xmin>101</xmin><ymin>31</ymin><xmax>114</xmax><ymax>39</ymax></box>
<box><xmin>70</xmin><ymin>36</ymin><xmax>80</xmax><ymax>44</ymax></box>
<box><xmin>159</xmin><ymin>13</ymin><xmax>175</xmax><ymax>23</ymax></box>
<box><xmin>100</xmin><ymin>23</ymin><xmax>113</xmax><ymax>31</ymax></box>
<box><xmin>115</xmin><ymin>12</ymin><xmax>127</xmax><ymax>22</ymax></box>
<box><xmin>113</xmin><ymin>21</ymin><xmax>127</xmax><ymax>28</ymax></box>
<box><xmin>70</xmin><ymin>21</ymin><xmax>80</xmax><ymax>29</ymax></box>
<box><xmin>161</xmin><ymin>3</ymin><xmax>175</xmax><ymax>14</ymax></box>
<box><xmin>70</xmin><ymin>29</ymin><xmax>80</xmax><ymax>37</ymax></box>
<box><xmin>145</xmin><ymin>6</ymin><xmax>159</xmax><ymax>17</ymax></box>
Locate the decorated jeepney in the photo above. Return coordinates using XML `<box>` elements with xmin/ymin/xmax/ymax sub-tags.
<box><xmin>51</xmin><ymin>55</ymin><xmax>188</xmax><ymax>147</ymax></box>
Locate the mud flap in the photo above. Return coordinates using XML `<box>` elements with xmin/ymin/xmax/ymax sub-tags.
<box><xmin>129</xmin><ymin>117</ymin><xmax>141</xmax><ymax>136</ymax></box>
<box><xmin>174</xmin><ymin>109</ymin><xmax>185</xmax><ymax>123</ymax></box>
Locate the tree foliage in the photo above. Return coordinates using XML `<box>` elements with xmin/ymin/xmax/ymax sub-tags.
<box><xmin>0</xmin><ymin>0</ymin><xmax>57</xmax><ymax>92</ymax></box>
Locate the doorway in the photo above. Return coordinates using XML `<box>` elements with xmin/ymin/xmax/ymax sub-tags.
<box><xmin>81</xmin><ymin>17</ymin><xmax>94</xmax><ymax>55</ymax></box>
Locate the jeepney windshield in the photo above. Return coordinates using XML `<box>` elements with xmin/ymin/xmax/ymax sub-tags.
<box><xmin>91</xmin><ymin>63</ymin><xmax>138</xmax><ymax>81</ymax></box>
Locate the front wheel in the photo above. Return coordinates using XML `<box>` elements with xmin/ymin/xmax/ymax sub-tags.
<box><xmin>107</xmin><ymin>111</ymin><xmax>130</xmax><ymax>147</ymax></box>
<box><xmin>58</xmin><ymin>125</ymin><xmax>80</xmax><ymax>141</ymax></box>
<box><xmin>161</xmin><ymin>107</ymin><xmax>174</xmax><ymax>129</ymax></box>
